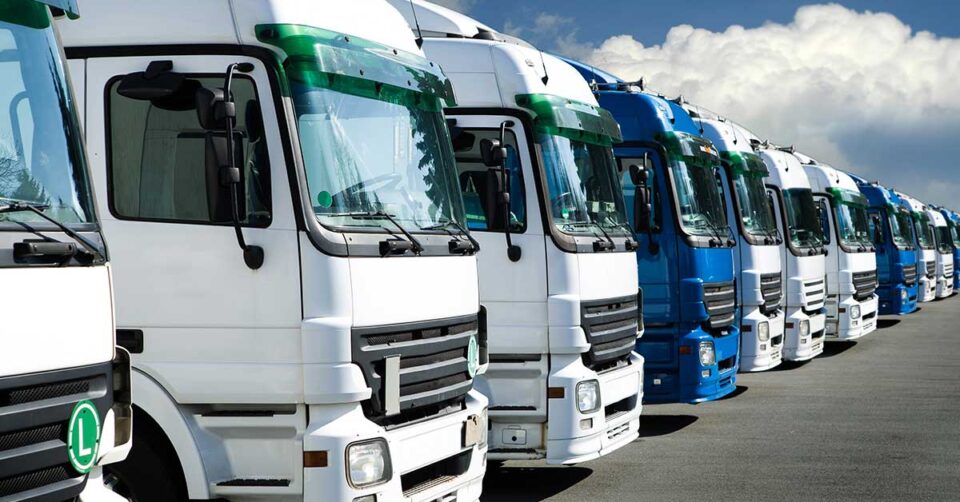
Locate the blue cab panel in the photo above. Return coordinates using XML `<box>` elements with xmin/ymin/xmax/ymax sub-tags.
<box><xmin>935</xmin><ymin>208</ymin><xmax>960</xmax><ymax>290</ymax></box>
<box><xmin>562</xmin><ymin>57</ymin><xmax>740</xmax><ymax>403</ymax></box>
<box><xmin>850</xmin><ymin>174</ymin><xmax>919</xmax><ymax>315</ymax></box>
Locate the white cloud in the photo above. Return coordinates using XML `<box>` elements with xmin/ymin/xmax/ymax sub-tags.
<box><xmin>581</xmin><ymin>4</ymin><xmax>960</xmax><ymax>206</ymax></box>
<box><xmin>503</xmin><ymin>12</ymin><xmax>594</xmax><ymax>60</ymax></box>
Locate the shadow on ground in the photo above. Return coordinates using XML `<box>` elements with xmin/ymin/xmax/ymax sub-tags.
<box><xmin>819</xmin><ymin>341</ymin><xmax>857</xmax><ymax>358</ymax></box>
<box><xmin>767</xmin><ymin>360</ymin><xmax>809</xmax><ymax>372</ymax></box>
<box><xmin>482</xmin><ymin>466</ymin><xmax>592</xmax><ymax>501</ymax></box>
<box><xmin>877</xmin><ymin>319</ymin><xmax>902</xmax><ymax>329</ymax></box>
<box><xmin>718</xmin><ymin>385</ymin><xmax>749</xmax><ymax>401</ymax></box>
<box><xmin>638</xmin><ymin>414</ymin><xmax>699</xmax><ymax>437</ymax></box>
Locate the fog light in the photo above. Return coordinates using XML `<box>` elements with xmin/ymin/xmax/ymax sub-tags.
<box><xmin>799</xmin><ymin>319</ymin><xmax>810</xmax><ymax>337</ymax></box>
<box><xmin>701</xmin><ymin>369</ymin><xmax>711</xmax><ymax>378</ymax></box>
<box><xmin>346</xmin><ymin>439</ymin><xmax>391</xmax><ymax>488</ymax></box>
<box><xmin>576</xmin><ymin>380</ymin><xmax>601</xmax><ymax>414</ymax></box>
<box><xmin>850</xmin><ymin>305</ymin><xmax>861</xmax><ymax>320</ymax></box>
<box><xmin>699</xmin><ymin>341</ymin><xmax>715</xmax><ymax>366</ymax></box>
<box><xmin>900</xmin><ymin>289</ymin><xmax>908</xmax><ymax>302</ymax></box>
<box><xmin>580</xmin><ymin>418</ymin><xmax>594</xmax><ymax>430</ymax></box>
<box><xmin>757</xmin><ymin>321</ymin><xmax>770</xmax><ymax>342</ymax></box>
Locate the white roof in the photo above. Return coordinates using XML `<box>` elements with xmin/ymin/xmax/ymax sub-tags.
<box><xmin>801</xmin><ymin>163</ymin><xmax>859</xmax><ymax>194</ymax></box>
<box><xmin>386</xmin><ymin>0</ymin><xmax>495</xmax><ymax>38</ymax></box>
<box><xmin>58</xmin><ymin>0</ymin><xmax>423</xmax><ymax>57</ymax></box>
<box><xmin>758</xmin><ymin>148</ymin><xmax>811</xmax><ymax>189</ymax></box>
<box><xmin>698</xmin><ymin>119</ymin><xmax>754</xmax><ymax>155</ymax></box>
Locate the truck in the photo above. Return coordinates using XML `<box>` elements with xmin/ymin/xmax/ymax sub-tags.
<box><xmin>935</xmin><ymin>206</ymin><xmax>960</xmax><ymax>290</ymax></box>
<box><xmin>752</xmin><ymin>143</ymin><xmax>828</xmax><ymax>360</ymax></box>
<box><xmin>795</xmin><ymin>155</ymin><xmax>879</xmax><ymax>340</ymax></box>
<box><xmin>389</xmin><ymin>0</ymin><xmax>644</xmax><ymax>464</ymax></box>
<box><xmin>559</xmin><ymin>61</ymin><xmax>741</xmax><ymax>402</ymax></box>
<box><xmin>926</xmin><ymin>207</ymin><xmax>954</xmax><ymax>298</ymax></box>
<box><xmin>899</xmin><ymin>193</ymin><xmax>937</xmax><ymax>303</ymax></box>
<box><xmin>849</xmin><ymin>176</ymin><xmax>919</xmax><ymax>315</ymax></box>
<box><xmin>681</xmin><ymin>110</ymin><xmax>785</xmax><ymax>372</ymax></box>
<box><xmin>0</xmin><ymin>1</ymin><xmax>131</xmax><ymax>501</ymax></box>
<box><xmin>59</xmin><ymin>1</ymin><xmax>490</xmax><ymax>500</ymax></box>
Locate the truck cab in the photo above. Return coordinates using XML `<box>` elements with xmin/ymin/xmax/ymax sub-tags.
<box><xmin>684</xmin><ymin>113</ymin><xmax>785</xmax><ymax>372</ymax></box>
<box><xmin>927</xmin><ymin>208</ymin><xmax>954</xmax><ymax>298</ymax></box>
<box><xmin>559</xmin><ymin>62</ymin><xmax>740</xmax><ymax>402</ymax></box>
<box><xmin>754</xmin><ymin>145</ymin><xmax>828</xmax><ymax>360</ymax></box>
<box><xmin>60</xmin><ymin>1</ymin><xmax>489</xmax><ymax>500</ymax></box>
<box><xmin>797</xmin><ymin>157</ymin><xmax>879</xmax><ymax>340</ymax></box>
<box><xmin>0</xmin><ymin>1</ymin><xmax>131</xmax><ymax>500</ymax></box>
<box><xmin>850</xmin><ymin>177</ymin><xmax>919</xmax><ymax>315</ymax></box>
<box><xmin>936</xmin><ymin>207</ymin><xmax>960</xmax><ymax>290</ymax></box>
<box><xmin>900</xmin><ymin>193</ymin><xmax>937</xmax><ymax>303</ymax></box>
<box><xmin>389</xmin><ymin>0</ymin><xmax>644</xmax><ymax>465</ymax></box>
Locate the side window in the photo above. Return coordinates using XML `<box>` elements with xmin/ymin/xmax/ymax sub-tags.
<box><xmin>450</xmin><ymin>127</ymin><xmax>525</xmax><ymax>232</ymax></box>
<box><xmin>108</xmin><ymin>75</ymin><xmax>271</xmax><ymax>225</ymax></box>
<box><xmin>617</xmin><ymin>155</ymin><xmax>661</xmax><ymax>232</ymax></box>
<box><xmin>868</xmin><ymin>210</ymin><xmax>884</xmax><ymax>245</ymax></box>
<box><xmin>818</xmin><ymin>199</ymin><xmax>831</xmax><ymax>244</ymax></box>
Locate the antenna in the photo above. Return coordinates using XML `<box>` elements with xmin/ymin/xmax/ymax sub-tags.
<box><xmin>408</xmin><ymin>0</ymin><xmax>424</xmax><ymax>48</ymax></box>
<box><xmin>695</xmin><ymin>105</ymin><xmax>704</xmax><ymax>134</ymax></box>
<box><xmin>539</xmin><ymin>50</ymin><xmax>550</xmax><ymax>85</ymax></box>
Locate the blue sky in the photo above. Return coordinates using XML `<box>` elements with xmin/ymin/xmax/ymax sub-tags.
<box><xmin>434</xmin><ymin>1</ymin><xmax>960</xmax><ymax>208</ymax></box>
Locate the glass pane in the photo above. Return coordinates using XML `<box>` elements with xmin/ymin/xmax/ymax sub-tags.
<box><xmin>108</xmin><ymin>76</ymin><xmax>271</xmax><ymax>225</ymax></box>
<box><xmin>450</xmin><ymin>128</ymin><xmax>525</xmax><ymax>232</ymax></box>
<box><xmin>0</xmin><ymin>4</ymin><xmax>94</xmax><ymax>227</ymax></box>
<box><xmin>782</xmin><ymin>188</ymin><xmax>825</xmax><ymax>249</ymax></box>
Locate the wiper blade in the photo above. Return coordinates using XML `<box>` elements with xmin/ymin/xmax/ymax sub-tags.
<box><xmin>324</xmin><ymin>211</ymin><xmax>424</xmax><ymax>254</ymax></box>
<box><xmin>0</xmin><ymin>200</ymin><xmax>104</xmax><ymax>263</ymax></box>
<box><xmin>420</xmin><ymin>219</ymin><xmax>480</xmax><ymax>254</ymax></box>
<box><xmin>566</xmin><ymin>220</ymin><xmax>615</xmax><ymax>251</ymax></box>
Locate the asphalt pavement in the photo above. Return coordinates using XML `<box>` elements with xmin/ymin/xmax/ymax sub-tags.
<box><xmin>482</xmin><ymin>296</ymin><xmax>960</xmax><ymax>501</ymax></box>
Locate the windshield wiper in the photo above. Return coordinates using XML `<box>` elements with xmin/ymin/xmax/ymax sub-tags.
<box><xmin>324</xmin><ymin>211</ymin><xmax>424</xmax><ymax>256</ymax></box>
<box><xmin>420</xmin><ymin>218</ymin><xmax>480</xmax><ymax>255</ymax></box>
<box><xmin>568</xmin><ymin>221</ymin><xmax>615</xmax><ymax>251</ymax></box>
<box><xmin>0</xmin><ymin>199</ymin><xmax>104</xmax><ymax>263</ymax></box>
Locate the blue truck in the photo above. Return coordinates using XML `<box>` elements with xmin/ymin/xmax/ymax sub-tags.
<box><xmin>937</xmin><ymin>208</ymin><xmax>960</xmax><ymax>290</ymax></box>
<box><xmin>850</xmin><ymin>176</ymin><xmax>919</xmax><ymax>315</ymax></box>
<box><xmin>563</xmin><ymin>60</ymin><xmax>740</xmax><ymax>402</ymax></box>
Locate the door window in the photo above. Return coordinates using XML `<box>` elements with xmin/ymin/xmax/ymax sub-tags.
<box><xmin>449</xmin><ymin>127</ymin><xmax>525</xmax><ymax>232</ymax></box>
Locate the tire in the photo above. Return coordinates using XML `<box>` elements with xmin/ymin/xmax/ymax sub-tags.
<box><xmin>103</xmin><ymin>423</ymin><xmax>187</xmax><ymax>502</ymax></box>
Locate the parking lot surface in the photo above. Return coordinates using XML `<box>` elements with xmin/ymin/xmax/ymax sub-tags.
<box><xmin>482</xmin><ymin>297</ymin><xmax>960</xmax><ymax>501</ymax></box>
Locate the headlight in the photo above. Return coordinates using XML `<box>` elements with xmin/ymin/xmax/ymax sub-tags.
<box><xmin>346</xmin><ymin>439</ymin><xmax>391</xmax><ymax>488</ymax></box>
<box><xmin>699</xmin><ymin>341</ymin><xmax>716</xmax><ymax>366</ymax></box>
<box><xmin>850</xmin><ymin>305</ymin><xmax>861</xmax><ymax>319</ymax></box>
<box><xmin>799</xmin><ymin>319</ymin><xmax>810</xmax><ymax>337</ymax></box>
<box><xmin>576</xmin><ymin>380</ymin><xmax>601</xmax><ymax>414</ymax></box>
<box><xmin>900</xmin><ymin>289</ymin><xmax>908</xmax><ymax>302</ymax></box>
<box><xmin>757</xmin><ymin>321</ymin><xmax>770</xmax><ymax>342</ymax></box>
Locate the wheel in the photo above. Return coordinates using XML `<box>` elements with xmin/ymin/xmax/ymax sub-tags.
<box><xmin>102</xmin><ymin>425</ymin><xmax>187</xmax><ymax>502</ymax></box>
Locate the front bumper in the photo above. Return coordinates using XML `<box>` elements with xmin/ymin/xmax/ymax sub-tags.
<box><xmin>829</xmin><ymin>294</ymin><xmax>879</xmax><ymax>341</ymax></box>
<box><xmin>936</xmin><ymin>276</ymin><xmax>954</xmax><ymax>298</ymax></box>
<box><xmin>782</xmin><ymin>307</ymin><xmax>826</xmax><ymax>361</ymax></box>
<box><xmin>739</xmin><ymin>307</ymin><xmax>784</xmax><ymax>372</ymax></box>
<box><xmin>302</xmin><ymin>391</ymin><xmax>488</xmax><ymax>502</ymax></box>
<box><xmin>640</xmin><ymin>325</ymin><xmax>739</xmax><ymax>403</ymax></box>
<box><xmin>878</xmin><ymin>283</ymin><xmax>918</xmax><ymax>315</ymax></box>
<box><xmin>919</xmin><ymin>277</ymin><xmax>936</xmax><ymax>302</ymax></box>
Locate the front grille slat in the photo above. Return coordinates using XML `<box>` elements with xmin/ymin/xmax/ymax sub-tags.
<box><xmin>581</xmin><ymin>294</ymin><xmax>641</xmax><ymax>371</ymax></box>
<box><xmin>903</xmin><ymin>264</ymin><xmax>917</xmax><ymax>285</ymax></box>
<box><xmin>852</xmin><ymin>269</ymin><xmax>878</xmax><ymax>301</ymax></box>
<box><xmin>0</xmin><ymin>363</ymin><xmax>112</xmax><ymax>500</ymax></box>
<box><xmin>926</xmin><ymin>261</ymin><xmax>936</xmax><ymax>278</ymax></box>
<box><xmin>353</xmin><ymin>315</ymin><xmax>479</xmax><ymax>425</ymax></box>
<box><xmin>703</xmin><ymin>281</ymin><xmax>737</xmax><ymax>329</ymax></box>
<box><xmin>760</xmin><ymin>273</ymin><xmax>782</xmax><ymax>313</ymax></box>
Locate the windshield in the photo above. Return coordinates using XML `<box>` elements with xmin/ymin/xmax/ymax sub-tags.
<box><xmin>889</xmin><ymin>207</ymin><xmax>913</xmax><ymax>249</ymax></box>
<box><xmin>914</xmin><ymin>214</ymin><xmax>934</xmax><ymax>249</ymax></box>
<box><xmin>538</xmin><ymin>133</ymin><xmax>629</xmax><ymax>235</ymax></box>
<box><xmin>660</xmin><ymin>132</ymin><xmax>728</xmax><ymax>238</ymax></box>
<box><xmin>0</xmin><ymin>3</ymin><xmax>94</xmax><ymax>227</ymax></box>
<box><xmin>831</xmin><ymin>189</ymin><xmax>871</xmax><ymax>249</ymax></box>
<box><xmin>935</xmin><ymin>225</ymin><xmax>953</xmax><ymax>253</ymax></box>
<box><xmin>951</xmin><ymin>222</ymin><xmax>960</xmax><ymax>248</ymax></box>
<box><xmin>782</xmin><ymin>188</ymin><xmax>824</xmax><ymax>249</ymax></box>
<box><xmin>259</xmin><ymin>24</ymin><xmax>464</xmax><ymax>233</ymax></box>
<box><xmin>724</xmin><ymin>151</ymin><xmax>776</xmax><ymax>238</ymax></box>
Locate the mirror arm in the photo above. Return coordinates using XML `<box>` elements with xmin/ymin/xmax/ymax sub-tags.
<box><xmin>223</xmin><ymin>63</ymin><xmax>264</xmax><ymax>270</ymax></box>
<box><xmin>498</xmin><ymin>120</ymin><xmax>521</xmax><ymax>262</ymax></box>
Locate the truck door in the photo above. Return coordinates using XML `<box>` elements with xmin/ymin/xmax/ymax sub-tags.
<box><xmin>81</xmin><ymin>55</ymin><xmax>302</xmax><ymax>404</ymax></box>
<box><xmin>767</xmin><ymin>188</ymin><xmax>790</xmax><ymax>291</ymax></box>
<box><xmin>446</xmin><ymin>114</ymin><xmax>549</xmax><ymax>417</ymax></box>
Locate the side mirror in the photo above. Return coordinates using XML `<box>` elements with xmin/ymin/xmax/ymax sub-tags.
<box><xmin>117</xmin><ymin>60</ymin><xmax>184</xmax><ymax>101</ymax></box>
<box><xmin>203</xmin><ymin>133</ymin><xmax>244</xmax><ymax>223</ymax></box>
<box><xmin>629</xmin><ymin>164</ymin><xmax>643</xmax><ymax>186</ymax></box>
<box><xmin>480</xmin><ymin>138</ymin><xmax>507</xmax><ymax>167</ymax></box>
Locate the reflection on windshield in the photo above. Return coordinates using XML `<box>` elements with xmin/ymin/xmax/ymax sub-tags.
<box><xmin>935</xmin><ymin>226</ymin><xmax>953</xmax><ymax>253</ymax></box>
<box><xmin>832</xmin><ymin>192</ymin><xmax>872</xmax><ymax>249</ymax></box>
<box><xmin>782</xmin><ymin>188</ymin><xmax>824</xmax><ymax>249</ymax></box>
<box><xmin>538</xmin><ymin>133</ymin><xmax>630</xmax><ymax>236</ymax></box>
<box><xmin>914</xmin><ymin>216</ymin><xmax>934</xmax><ymax>249</ymax></box>
<box><xmin>661</xmin><ymin>133</ymin><xmax>728</xmax><ymax>238</ymax></box>
<box><xmin>0</xmin><ymin>4</ymin><xmax>94</xmax><ymax>226</ymax></box>
<box><xmin>951</xmin><ymin>223</ymin><xmax>960</xmax><ymax>248</ymax></box>
<box><xmin>294</xmin><ymin>82</ymin><xmax>464</xmax><ymax>232</ymax></box>
<box><xmin>889</xmin><ymin>210</ymin><xmax>913</xmax><ymax>249</ymax></box>
<box><xmin>731</xmin><ymin>171</ymin><xmax>777</xmax><ymax>238</ymax></box>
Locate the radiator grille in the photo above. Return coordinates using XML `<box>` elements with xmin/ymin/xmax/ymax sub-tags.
<box><xmin>926</xmin><ymin>260</ymin><xmax>936</xmax><ymax>278</ymax></box>
<box><xmin>703</xmin><ymin>281</ymin><xmax>736</xmax><ymax>329</ymax></box>
<box><xmin>902</xmin><ymin>264</ymin><xmax>917</xmax><ymax>285</ymax></box>
<box><xmin>852</xmin><ymin>269</ymin><xmax>878</xmax><ymax>301</ymax></box>
<box><xmin>581</xmin><ymin>294</ymin><xmax>641</xmax><ymax>371</ymax></box>
<box><xmin>759</xmin><ymin>273</ymin><xmax>782</xmax><ymax>314</ymax></box>
<box><xmin>803</xmin><ymin>278</ymin><xmax>826</xmax><ymax>310</ymax></box>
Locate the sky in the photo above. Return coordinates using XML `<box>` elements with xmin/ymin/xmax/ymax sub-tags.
<box><xmin>429</xmin><ymin>0</ymin><xmax>960</xmax><ymax>208</ymax></box>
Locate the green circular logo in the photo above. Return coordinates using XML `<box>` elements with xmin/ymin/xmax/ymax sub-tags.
<box><xmin>467</xmin><ymin>336</ymin><xmax>480</xmax><ymax>377</ymax></box>
<box><xmin>67</xmin><ymin>400</ymin><xmax>101</xmax><ymax>474</ymax></box>
<box><xmin>316</xmin><ymin>191</ymin><xmax>333</xmax><ymax>208</ymax></box>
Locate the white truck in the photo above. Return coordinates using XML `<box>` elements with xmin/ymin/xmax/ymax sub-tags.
<box><xmin>389</xmin><ymin>0</ymin><xmax>644</xmax><ymax>464</ymax></box>
<box><xmin>686</xmin><ymin>112</ymin><xmax>785</xmax><ymax>371</ymax></box>
<box><xmin>901</xmin><ymin>193</ymin><xmax>937</xmax><ymax>302</ymax></box>
<box><xmin>797</xmin><ymin>156</ymin><xmax>879</xmax><ymax>340</ymax></box>
<box><xmin>0</xmin><ymin>1</ymin><xmax>131</xmax><ymax>501</ymax></box>
<box><xmin>927</xmin><ymin>207</ymin><xmax>954</xmax><ymax>298</ymax></box>
<box><xmin>60</xmin><ymin>1</ymin><xmax>489</xmax><ymax>500</ymax></box>
<box><xmin>753</xmin><ymin>143</ymin><xmax>828</xmax><ymax>361</ymax></box>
